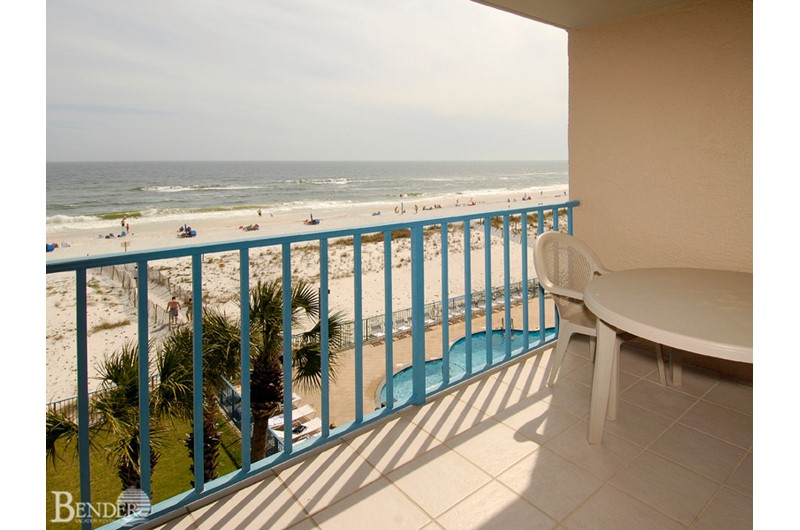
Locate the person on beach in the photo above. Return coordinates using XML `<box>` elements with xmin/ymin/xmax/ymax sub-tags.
<box><xmin>257</xmin><ymin>208</ymin><xmax>262</xmax><ymax>217</ymax></box>
<box><xmin>121</xmin><ymin>216</ymin><xmax>127</xmax><ymax>228</ymax></box>
<box><xmin>185</xmin><ymin>297</ymin><xmax>193</xmax><ymax>322</ymax></box>
<box><xmin>167</xmin><ymin>296</ymin><xmax>181</xmax><ymax>327</ymax></box>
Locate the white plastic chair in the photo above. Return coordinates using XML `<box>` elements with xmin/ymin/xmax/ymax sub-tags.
<box><xmin>534</xmin><ymin>232</ymin><xmax>667</xmax><ymax>392</ymax></box>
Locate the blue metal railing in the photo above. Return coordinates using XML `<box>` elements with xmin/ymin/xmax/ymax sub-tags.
<box><xmin>45</xmin><ymin>201</ymin><xmax>578</xmax><ymax>529</ymax></box>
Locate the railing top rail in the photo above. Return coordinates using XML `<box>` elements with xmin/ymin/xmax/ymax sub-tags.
<box><xmin>46</xmin><ymin>200</ymin><xmax>580</xmax><ymax>273</ymax></box>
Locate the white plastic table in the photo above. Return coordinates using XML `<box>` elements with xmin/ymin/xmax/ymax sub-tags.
<box><xmin>583</xmin><ymin>268</ymin><xmax>752</xmax><ymax>443</ymax></box>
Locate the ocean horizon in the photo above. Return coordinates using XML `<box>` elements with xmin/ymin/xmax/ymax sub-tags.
<box><xmin>46</xmin><ymin>160</ymin><xmax>568</xmax><ymax>232</ymax></box>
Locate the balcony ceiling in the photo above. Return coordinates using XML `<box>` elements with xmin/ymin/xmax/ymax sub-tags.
<box><xmin>472</xmin><ymin>0</ymin><xmax>696</xmax><ymax>29</ymax></box>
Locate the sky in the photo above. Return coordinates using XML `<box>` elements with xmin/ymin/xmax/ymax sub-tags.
<box><xmin>45</xmin><ymin>0</ymin><xmax>568</xmax><ymax>162</ymax></box>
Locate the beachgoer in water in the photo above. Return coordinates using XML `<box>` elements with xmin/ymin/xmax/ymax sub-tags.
<box><xmin>257</xmin><ymin>208</ymin><xmax>262</xmax><ymax>217</ymax></box>
<box><xmin>167</xmin><ymin>296</ymin><xmax>181</xmax><ymax>327</ymax></box>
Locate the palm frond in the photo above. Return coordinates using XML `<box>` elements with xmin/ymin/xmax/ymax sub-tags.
<box><xmin>200</xmin><ymin>309</ymin><xmax>241</xmax><ymax>389</ymax></box>
<box><xmin>45</xmin><ymin>409</ymin><xmax>80</xmax><ymax>466</ymax></box>
<box><xmin>292</xmin><ymin>311</ymin><xmax>347</xmax><ymax>390</ymax></box>
<box><xmin>290</xmin><ymin>280</ymin><xmax>319</xmax><ymax>320</ymax></box>
<box><xmin>154</xmin><ymin>331</ymin><xmax>194</xmax><ymax>421</ymax></box>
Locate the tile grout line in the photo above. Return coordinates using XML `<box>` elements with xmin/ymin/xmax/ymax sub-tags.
<box><xmin>607</xmin><ymin>378</ymin><xmax>743</xmax><ymax>528</ymax></box>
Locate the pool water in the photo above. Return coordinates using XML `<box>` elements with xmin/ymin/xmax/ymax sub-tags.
<box><xmin>379</xmin><ymin>328</ymin><xmax>555</xmax><ymax>404</ymax></box>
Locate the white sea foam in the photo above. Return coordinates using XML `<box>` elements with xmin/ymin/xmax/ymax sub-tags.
<box><xmin>47</xmin><ymin>161</ymin><xmax>569</xmax><ymax>234</ymax></box>
<box><xmin>141</xmin><ymin>184</ymin><xmax>262</xmax><ymax>193</ymax></box>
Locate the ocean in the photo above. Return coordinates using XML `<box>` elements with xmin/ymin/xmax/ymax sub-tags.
<box><xmin>46</xmin><ymin>160</ymin><xmax>568</xmax><ymax>232</ymax></box>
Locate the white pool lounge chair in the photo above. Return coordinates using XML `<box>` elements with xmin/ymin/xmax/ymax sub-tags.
<box><xmin>268</xmin><ymin>404</ymin><xmax>315</xmax><ymax>429</ymax></box>
<box><xmin>394</xmin><ymin>319</ymin><xmax>411</xmax><ymax>334</ymax></box>
<box><xmin>273</xmin><ymin>417</ymin><xmax>323</xmax><ymax>443</ymax></box>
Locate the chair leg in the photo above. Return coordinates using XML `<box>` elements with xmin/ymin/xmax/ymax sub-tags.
<box><xmin>547</xmin><ymin>330</ymin><xmax>573</xmax><ymax>387</ymax></box>
<box><xmin>655</xmin><ymin>344</ymin><xmax>667</xmax><ymax>386</ymax></box>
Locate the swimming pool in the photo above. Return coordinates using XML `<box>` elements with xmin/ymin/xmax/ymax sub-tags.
<box><xmin>378</xmin><ymin>327</ymin><xmax>556</xmax><ymax>404</ymax></box>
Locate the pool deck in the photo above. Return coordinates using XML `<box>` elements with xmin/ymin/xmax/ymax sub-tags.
<box><xmin>301</xmin><ymin>300</ymin><xmax>557</xmax><ymax>427</ymax></box>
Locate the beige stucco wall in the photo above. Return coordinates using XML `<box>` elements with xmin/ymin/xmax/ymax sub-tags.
<box><xmin>568</xmin><ymin>0</ymin><xmax>752</xmax><ymax>272</ymax></box>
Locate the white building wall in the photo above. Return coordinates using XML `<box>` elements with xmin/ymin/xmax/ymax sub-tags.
<box><xmin>568</xmin><ymin>0</ymin><xmax>752</xmax><ymax>272</ymax></box>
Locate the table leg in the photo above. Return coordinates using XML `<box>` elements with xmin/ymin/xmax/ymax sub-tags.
<box><xmin>588</xmin><ymin>319</ymin><xmax>616</xmax><ymax>443</ymax></box>
<box><xmin>606</xmin><ymin>334</ymin><xmax>622</xmax><ymax>421</ymax></box>
<box><xmin>670</xmin><ymin>347</ymin><xmax>683</xmax><ymax>386</ymax></box>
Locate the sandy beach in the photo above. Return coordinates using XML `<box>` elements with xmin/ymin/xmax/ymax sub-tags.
<box><xmin>45</xmin><ymin>187</ymin><xmax>568</xmax><ymax>403</ymax></box>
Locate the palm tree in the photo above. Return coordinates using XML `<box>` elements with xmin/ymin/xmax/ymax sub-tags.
<box><xmin>248</xmin><ymin>279</ymin><xmax>346</xmax><ymax>461</ymax></box>
<box><xmin>158</xmin><ymin>308</ymin><xmax>241</xmax><ymax>486</ymax></box>
<box><xmin>46</xmin><ymin>340</ymin><xmax>186</xmax><ymax>493</ymax></box>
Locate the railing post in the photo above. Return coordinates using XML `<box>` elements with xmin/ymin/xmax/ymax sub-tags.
<box><xmin>410</xmin><ymin>225</ymin><xmax>425</xmax><ymax>405</ymax></box>
<box><xmin>503</xmin><ymin>214</ymin><xmax>512</xmax><ymax>359</ymax></box>
<box><xmin>464</xmin><ymin>220</ymin><xmax>472</xmax><ymax>376</ymax></box>
<box><xmin>521</xmin><ymin>212</ymin><xmax>530</xmax><ymax>350</ymax></box>
<box><xmin>538</xmin><ymin>209</ymin><xmax>548</xmax><ymax>343</ymax></box>
<box><xmin>484</xmin><ymin>217</ymin><xmax>492</xmax><ymax>366</ymax></box>
<box><xmin>319</xmin><ymin>239</ymin><xmax>330</xmax><ymax>438</ymax></box>
<box><xmin>281</xmin><ymin>243</ymin><xmax>294</xmax><ymax>454</ymax></box>
<box><xmin>353</xmin><ymin>235</ymin><xmax>364</xmax><ymax>422</ymax></box>
<box><xmin>136</xmin><ymin>261</ymin><xmax>152</xmax><ymax>498</ymax></box>
<box><xmin>239</xmin><ymin>249</ymin><xmax>251</xmax><ymax>472</ymax></box>
<box><xmin>75</xmin><ymin>268</ymin><xmax>93</xmax><ymax>530</ymax></box>
<box><xmin>440</xmin><ymin>223</ymin><xmax>450</xmax><ymax>386</ymax></box>
<box><xmin>191</xmin><ymin>255</ymin><xmax>203</xmax><ymax>491</ymax></box>
<box><xmin>383</xmin><ymin>231</ymin><xmax>393</xmax><ymax>410</ymax></box>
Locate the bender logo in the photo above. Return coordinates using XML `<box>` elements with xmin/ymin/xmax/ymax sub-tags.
<box><xmin>51</xmin><ymin>488</ymin><xmax>151</xmax><ymax>524</ymax></box>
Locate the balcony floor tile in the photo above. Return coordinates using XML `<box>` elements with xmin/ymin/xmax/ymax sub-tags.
<box><xmin>385</xmin><ymin>443</ymin><xmax>492</xmax><ymax>517</ymax></box>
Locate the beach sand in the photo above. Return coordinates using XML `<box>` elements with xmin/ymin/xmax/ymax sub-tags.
<box><xmin>46</xmin><ymin>187</ymin><xmax>568</xmax><ymax>403</ymax></box>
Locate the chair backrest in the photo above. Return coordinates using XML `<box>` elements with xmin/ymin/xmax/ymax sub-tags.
<box><xmin>534</xmin><ymin>231</ymin><xmax>608</xmax><ymax>301</ymax></box>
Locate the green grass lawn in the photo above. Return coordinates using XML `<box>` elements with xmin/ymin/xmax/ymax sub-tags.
<box><xmin>46</xmin><ymin>417</ymin><xmax>242</xmax><ymax>529</ymax></box>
